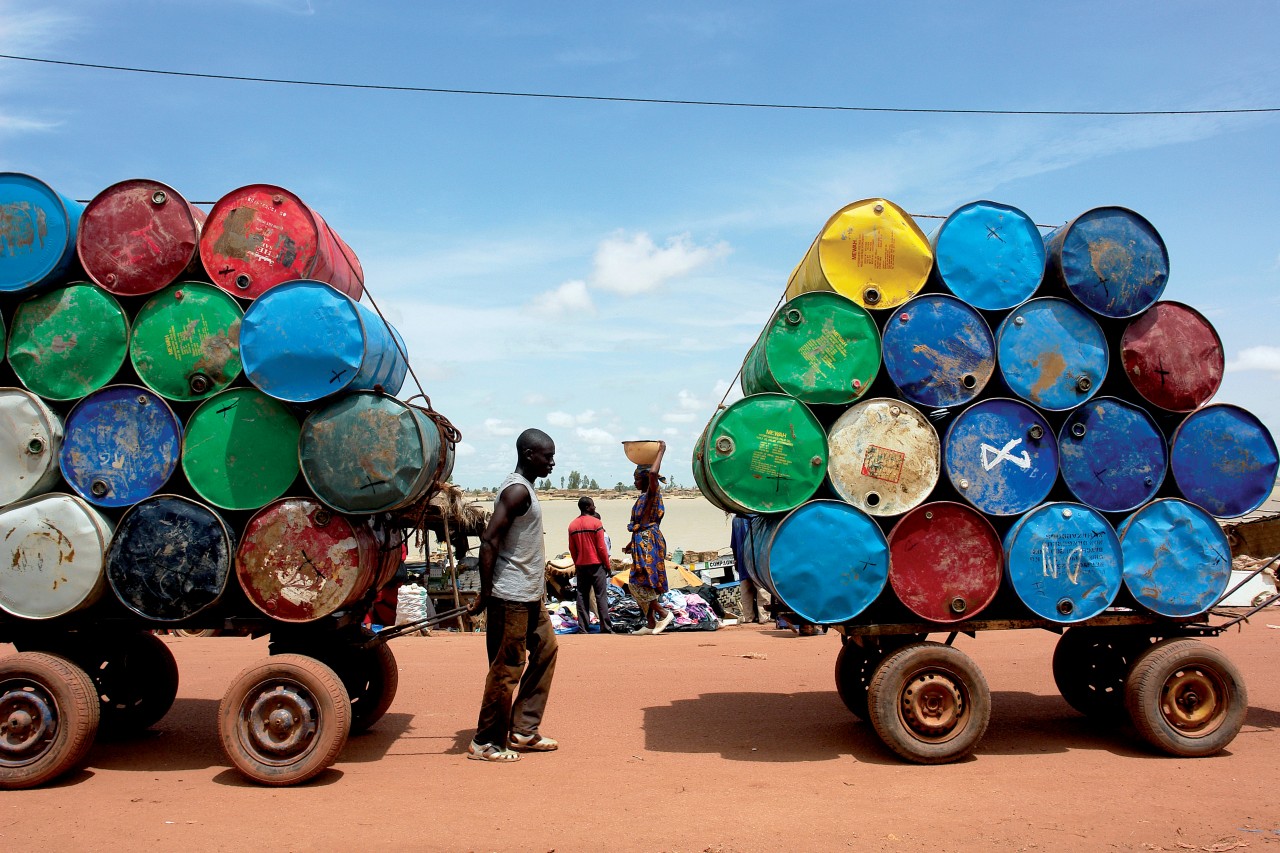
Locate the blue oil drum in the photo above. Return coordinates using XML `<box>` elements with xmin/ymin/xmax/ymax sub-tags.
<box><xmin>882</xmin><ymin>294</ymin><xmax>995</xmax><ymax>408</ymax></box>
<box><xmin>996</xmin><ymin>297</ymin><xmax>1108</xmax><ymax>411</ymax></box>
<box><xmin>1170</xmin><ymin>403</ymin><xmax>1279</xmax><ymax>518</ymax></box>
<box><xmin>944</xmin><ymin>398</ymin><xmax>1058</xmax><ymax>516</ymax></box>
<box><xmin>746</xmin><ymin>500</ymin><xmax>888</xmax><ymax>624</ymax></box>
<box><xmin>1043</xmin><ymin>207</ymin><xmax>1168</xmax><ymax>318</ymax></box>
<box><xmin>106</xmin><ymin>494</ymin><xmax>234</xmax><ymax>622</ymax></box>
<box><xmin>240</xmin><ymin>280</ymin><xmax>408</xmax><ymax>403</ymax></box>
<box><xmin>1058</xmin><ymin>397</ymin><xmax>1166</xmax><ymax>513</ymax></box>
<box><xmin>0</xmin><ymin>173</ymin><xmax>84</xmax><ymax>293</ymax></box>
<box><xmin>59</xmin><ymin>385</ymin><xmax>182</xmax><ymax>508</ymax></box>
<box><xmin>1118</xmin><ymin>499</ymin><xmax>1231</xmax><ymax>617</ymax></box>
<box><xmin>1004</xmin><ymin>502</ymin><xmax>1123</xmax><ymax>623</ymax></box>
<box><xmin>930</xmin><ymin>200</ymin><xmax>1045</xmax><ymax>310</ymax></box>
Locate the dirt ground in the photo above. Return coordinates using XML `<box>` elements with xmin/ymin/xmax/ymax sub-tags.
<box><xmin>4</xmin><ymin>621</ymin><xmax>1279</xmax><ymax>853</ymax></box>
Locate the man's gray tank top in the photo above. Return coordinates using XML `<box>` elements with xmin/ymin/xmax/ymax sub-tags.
<box><xmin>491</xmin><ymin>472</ymin><xmax>546</xmax><ymax>603</ymax></box>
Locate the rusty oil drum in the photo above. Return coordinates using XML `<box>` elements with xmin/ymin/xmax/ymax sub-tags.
<box><xmin>825</xmin><ymin>397</ymin><xmax>939</xmax><ymax>517</ymax></box>
<box><xmin>1057</xmin><ymin>396</ymin><xmax>1166</xmax><ymax>513</ymax></box>
<box><xmin>0</xmin><ymin>388</ymin><xmax>64</xmax><ymax>508</ymax></box>
<box><xmin>0</xmin><ymin>173</ymin><xmax>84</xmax><ymax>294</ymax></box>
<box><xmin>0</xmin><ymin>493</ymin><xmax>113</xmax><ymax>619</ymax></box>
<box><xmin>129</xmin><ymin>282</ymin><xmax>244</xmax><ymax>401</ymax></box>
<box><xmin>746</xmin><ymin>499</ymin><xmax>888</xmax><ymax>624</ymax></box>
<box><xmin>7</xmin><ymin>282</ymin><xmax>130</xmax><ymax>401</ymax></box>
<box><xmin>236</xmin><ymin>497</ymin><xmax>379</xmax><ymax>622</ymax></box>
<box><xmin>943</xmin><ymin>398</ymin><xmax>1059</xmax><ymax>516</ymax></box>
<box><xmin>1169</xmin><ymin>403</ymin><xmax>1279</xmax><ymax>518</ymax></box>
<box><xmin>1003</xmin><ymin>502</ymin><xmax>1122</xmax><ymax>623</ymax></box>
<box><xmin>1042</xmin><ymin>206</ymin><xmax>1168</xmax><ymax>318</ymax></box>
<box><xmin>887</xmin><ymin>501</ymin><xmax>1002</xmax><ymax>623</ymax></box>
<box><xmin>299</xmin><ymin>391</ymin><xmax>453</xmax><ymax>514</ymax></box>
<box><xmin>995</xmin><ymin>297</ymin><xmax>1108</xmax><ymax>411</ymax></box>
<box><xmin>881</xmin><ymin>293</ymin><xmax>995</xmax><ymax>409</ymax></box>
<box><xmin>76</xmin><ymin>178</ymin><xmax>207</xmax><ymax>297</ymax></box>
<box><xmin>1118</xmin><ymin>498</ymin><xmax>1232</xmax><ymax>618</ymax></box>
<box><xmin>106</xmin><ymin>494</ymin><xmax>234</xmax><ymax>622</ymax></box>
<box><xmin>199</xmin><ymin>184</ymin><xmax>364</xmax><ymax>301</ymax></box>
<box><xmin>1119</xmin><ymin>301</ymin><xmax>1224</xmax><ymax>412</ymax></box>
<box><xmin>785</xmin><ymin>198</ymin><xmax>933</xmax><ymax>311</ymax></box>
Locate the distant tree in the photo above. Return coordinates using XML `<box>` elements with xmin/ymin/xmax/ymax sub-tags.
<box><xmin>614</xmin><ymin>481</ymin><xmax>627</xmax><ymax>492</ymax></box>
<box><xmin>538</xmin><ymin>478</ymin><xmax>552</xmax><ymax>490</ymax></box>
<box><xmin>566</xmin><ymin>470</ymin><xmax>582</xmax><ymax>490</ymax></box>
<box><xmin>589</xmin><ymin>478</ymin><xmax>598</xmax><ymax>490</ymax></box>
<box><xmin>560</xmin><ymin>476</ymin><xmax>565</xmax><ymax>489</ymax></box>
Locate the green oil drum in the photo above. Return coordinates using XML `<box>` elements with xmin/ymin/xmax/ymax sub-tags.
<box><xmin>694</xmin><ymin>393</ymin><xmax>828</xmax><ymax>515</ymax></box>
<box><xmin>130</xmin><ymin>282</ymin><xmax>243</xmax><ymax>401</ymax></box>
<box><xmin>741</xmin><ymin>292</ymin><xmax>881</xmax><ymax>405</ymax></box>
<box><xmin>299</xmin><ymin>391</ymin><xmax>454</xmax><ymax>514</ymax></box>
<box><xmin>7</xmin><ymin>283</ymin><xmax>129</xmax><ymax>400</ymax></box>
<box><xmin>182</xmin><ymin>387</ymin><xmax>300</xmax><ymax>510</ymax></box>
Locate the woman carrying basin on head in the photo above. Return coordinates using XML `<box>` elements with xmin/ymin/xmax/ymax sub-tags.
<box><xmin>626</xmin><ymin>440</ymin><xmax>673</xmax><ymax>635</ymax></box>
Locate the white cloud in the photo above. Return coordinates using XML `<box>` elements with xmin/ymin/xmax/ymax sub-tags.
<box><xmin>576</xmin><ymin>426</ymin><xmax>616</xmax><ymax>446</ymax></box>
<box><xmin>484</xmin><ymin>418</ymin><xmax>516</xmax><ymax>436</ymax></box>
<box><xmin>454</xmin><ymin>441</ymin><xmax>477</xmax><ymax>457</ymax></box>
<box><xmin>0</xmin><ymin>113</ymin><xmax>58</xmax><ymax>135</ymax></box>
<box><xmin>662</xmin><ymin>411</ymin><xmax>697</xmax><ymax>423</ymax></box>
<box><xmin>530</xmin><ymin>279</ymin><xmax>593</xmax><ymax>317</ymax></box>
<box><xmin>548</xmin><ymin>410</ymin><xmax>597</xmax><ymax>428</ymax></box>
<box><xmin>590</xmin><ymin>231</ymin><xmax>731</xmax><ymax>296</ymax></box>
<box><xmin>1225</xmin><ymin>346</ymin><xmax>1280</xmax><ymax>374</ymax></box>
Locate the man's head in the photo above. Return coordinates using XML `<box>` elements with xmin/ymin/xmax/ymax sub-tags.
<box><xmin>577</xmin><ymin>496</ymin><xmax>595</xmax><ymax>516</ymax></box>
<box><xmin>516</xmin><ymin>428</ymin><xmax>556</xmax><ymax>480</ymax></box>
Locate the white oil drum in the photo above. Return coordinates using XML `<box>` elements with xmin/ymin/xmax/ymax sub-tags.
<box><xmin>0</xmin><ymin>388</ymin><xmax>64</xmax><ymax>508</ymax></box>
<box><xmin>0</xmin><ymin>493</ymin><xmax>113</xmax><ymax>619</ymax></box>
<box><xmin>826</xmin><ymin>397</ymin><xmax>940</xmax><ymax>517</ymax></box>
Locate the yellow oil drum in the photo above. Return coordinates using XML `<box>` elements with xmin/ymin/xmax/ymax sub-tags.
<box><xmin>786</xmin><ymin>198</ymin><xmax>933</xmax><ymax>311</ymax></box>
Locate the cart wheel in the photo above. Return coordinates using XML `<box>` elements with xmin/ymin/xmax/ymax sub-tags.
<box><xmin>0</xmin><ymin>652</ymin><xmax>101</xmax><ymax>789</ymax></box>
<box><xmin>1052</xmin><ymin>627</ymin><xmax>1156</xmax><ymax>721</ymax></box>
<box><xmin>834</xmin><ymin>636</ymin><xmax>921</xmax><ymax>720</ymax></box>
<box><xmin>1124</xmin><ymin>639</ymin><xmax>1247</xmax><ymax>757</ymax></box>
<box><xmin>173</xmin><ymin>628</ymin><xmax>219</xmax><ymax>638</ymax></box>
<box><xmin>343</xmin><ymin>644</ymin><xmax>399</xmax><ymax>734</ymax></box>
<box><xmin>867</xmin><ymin>642</ymin><xmax>991</xmax><ymax>764</ymax></box>
<box><xmin>219</xmin><ymin>654</ymin><xmax>351</xmax><ymax>786</ymax></box>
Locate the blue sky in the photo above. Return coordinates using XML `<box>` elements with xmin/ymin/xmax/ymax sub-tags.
<box><xmin>2</xmin><ymin>1</ymin><xmax>1277</xmax><ymax>490</ymax></box>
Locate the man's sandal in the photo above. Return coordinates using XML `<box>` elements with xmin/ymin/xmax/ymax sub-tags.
<box><xmin>509</xmin><ymin>732</ymin><xmax>559</xmax><ymax>751</ymax></box>
<box><xmin>467</xmin><ymin>740</ymin><xmax>521</xmax><ymax>762</ymax></box>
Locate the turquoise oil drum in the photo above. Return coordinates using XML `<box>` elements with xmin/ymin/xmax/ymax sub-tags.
<box><xmin>740</xmin><ymin>292</ymin><xmax>880</xmax><ymax>405</ymax></box>
<box><xmin>943</xmin><ymin>398</ymin><xmax>1059</xmax><ymax>516</ymax></box>
<box><xmin>1043</xmin><ymin>206</ymin><xmax>1168</xmax><ymax>318</ymax></box>
<box><xmin>746</xmin><ymin>499</ymin><xmax>889</xmax><ymax>624</ymax></box>
<box><xmin>299</xmin><ymin>392</ymin><xmax>454</xmax><ymax>514</ymax></box>
<box><xmin>7</xmin><ymin>282</ymin><xmax>130</xmax><ymax>400</ymax></box>
<box><xmin>1003</xmin><ymin>502</ymin><xmax>1122</xmax><ymax>623</ymax></box>
<box><xmin>930</xmin><ymin>200</ymin><xmax>1045</xmax><ymax>310</ymax></box>
<box><xmin>1058</xmin><ymin>397</ymin><xmax>1166</xmax><ymax>513</ymax></box>
<box><xmin>0</xmin><ymin>173</ymin><xmax>84</xmax><ymax>293</ymax></box>
<box><xmin>882</xmin><ymin>294</ymin><xmax>996</xmax><ymax>408</ymax></box>
<box><xmin>1169</xmin><ymin>403</ymin><xmax>1279</xmax><ymax>518</ymax></box>
<box><xmin>996</xmin><ymin>297</ymin><xmax>1108</xmax><ymax>411</ymax></box>
<box><xmin>129</xmin><ymin>282</ymin><xmax>243</xmax><ymax>401</ymax></box>
<box><xmin>182</xmin><ymin>388</ymin><xmax>301</xmax><ymax>511</ymax></box>
<box><xmin>1118</xmin><ymin>498</ymin><xmax>1232</xmax><ymax>618</ymax></box>
<box><xmin>59</xmin><ymin>385</ymin><xmax>181</xmax><ymax>508</ymax></box>
<box><xmin>240</xmin><ymin>280</ymin><xmax>408</xmax><ymax>403</ymax></box>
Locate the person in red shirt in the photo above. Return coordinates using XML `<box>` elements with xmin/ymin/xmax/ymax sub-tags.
<box><xmin>568</xmin><ymin>496</ymin><xmax>613</xmax><ymax>634</ymax></box>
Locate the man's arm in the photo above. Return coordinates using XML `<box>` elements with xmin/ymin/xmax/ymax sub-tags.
<box><xmin>469</xmin><ymin>484</ymin><xmax>530</xmax><ymax>614</ymax></box>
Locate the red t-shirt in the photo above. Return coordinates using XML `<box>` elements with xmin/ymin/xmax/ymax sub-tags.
<box><xmin>567</xmin><ymin>514</ymin><xmax>610</xmax><ymax>567</ymax></box>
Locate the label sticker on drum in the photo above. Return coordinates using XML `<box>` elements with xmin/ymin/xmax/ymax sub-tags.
<box><xmin>862</xmin><ymin>445</ymin><xmax>905</xmax><ymax>483</ymax></box>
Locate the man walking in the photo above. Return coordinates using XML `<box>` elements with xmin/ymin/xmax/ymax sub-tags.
<box><xmin>731</xmin><ymin>514</ymin><xmax>772</xmax><ymax>625</ymax></box>
<box><xmin>568</xmin><ymin>496</ymin><xmax>612</xmax><ymax>634</ymax></box>
<box><xmin>466</xmin><ymin>428</ymin><xmax>560</xmax><ymax>762</ymax></box>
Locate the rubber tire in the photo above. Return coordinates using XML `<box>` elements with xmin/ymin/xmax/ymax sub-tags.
<box><xmin>344</xmin><ymin>644</ymin><xmax>399</xmax><ymax>734</ymax></box>
<box><xmin>218</xmin><ymin>654</ymin><xmax>351</xmax><ymax>786</ymax></box>
<box><xmin>1052</xmin><ymin>627</ymin><xmax>1156</xmax><ymax>721</ymax></box>
<box><xmin>1124</xmin><ymin>639</ymin><xmax>1247</xmax><ymax>758</ymax></box>
<box><xmin>834</xmin><ymin>641</ymin><xmax>875</xmax><ymax>719</ymax></box>
<box><xmin>0</xmin><ymin>652</ymin><xmax>101</xmax><ymax>789</ymax></box>
<box><xmin>173</xmin><ymin>628</ymin><xmax>219</xmax><ymax>638</ymax></box>
<box><xmin>867</xmin><ymin>642</ymin><xmax>991</xmax><ymax>765</ymax></box>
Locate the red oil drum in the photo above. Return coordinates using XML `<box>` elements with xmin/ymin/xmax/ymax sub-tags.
<box><xmin>199</xmin><ymin>184</ymin><xmax>364</xmax><ymax>301</ymax></box>
<box><xmin>76</xmin><ymin>179</ymin><xmax>207</xmax><ymax>296</ymax></box>
<box><xmin>1120</xmin><ymin>301</ymin><xmax>1223</xmax><ymax>412</ymax></box>
<box><xmin>236</xmin><ymin>497</ymin><xmax>378</xmax><ymax>622</ymax></box>
<box><xmin>887</xmin><ymin>501</ymin><xmax>1002</xmax><ymax>623</ymax></box>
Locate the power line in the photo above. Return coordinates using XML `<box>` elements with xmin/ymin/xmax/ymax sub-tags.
<box><xmin>3</xmin><ymin>53</ymin><xmax>1277</xmax><ymax>117</ymax></box>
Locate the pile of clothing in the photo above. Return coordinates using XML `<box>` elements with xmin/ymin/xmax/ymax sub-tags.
<box><xmin>550</xmin><ymin>582</ymin><xmax>723</xmax><ymax>635</ymax></box>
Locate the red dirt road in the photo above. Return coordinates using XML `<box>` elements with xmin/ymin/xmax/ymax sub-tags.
<box><xmin>4</xmin><ymin>623</ymin><xmax>1279</xmax><ymax>853</ymax></box>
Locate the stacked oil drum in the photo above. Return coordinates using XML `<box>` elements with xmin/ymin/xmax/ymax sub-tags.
<box><xmin>695</xmin><ymin>198</ymin><xmax>1279</xmax><ymax>627</ymax></box>
<box><xmin>0</xmin><ymin>173</ymin><xmax>454</xmax><ymax>631</ymax></box>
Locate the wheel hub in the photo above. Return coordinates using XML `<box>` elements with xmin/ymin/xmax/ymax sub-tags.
<box><xmin>0</xmin><ymin>685</ymin><xmax>57</xmax><ymax>765</ymax></box>
<box><xmin>241</xmin><ymin>681</ymin><xmax>319</xmax><ymax>761</ymax></box>
<box><xmin>900</xmin><ymin>671</ymin><xmax>967</xmax><ymax>741</ymax></box>
<box><xmin>1162</xmin><ymin>667</ymin><xmax>1225</xmax><ymax>736</ymax></box>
